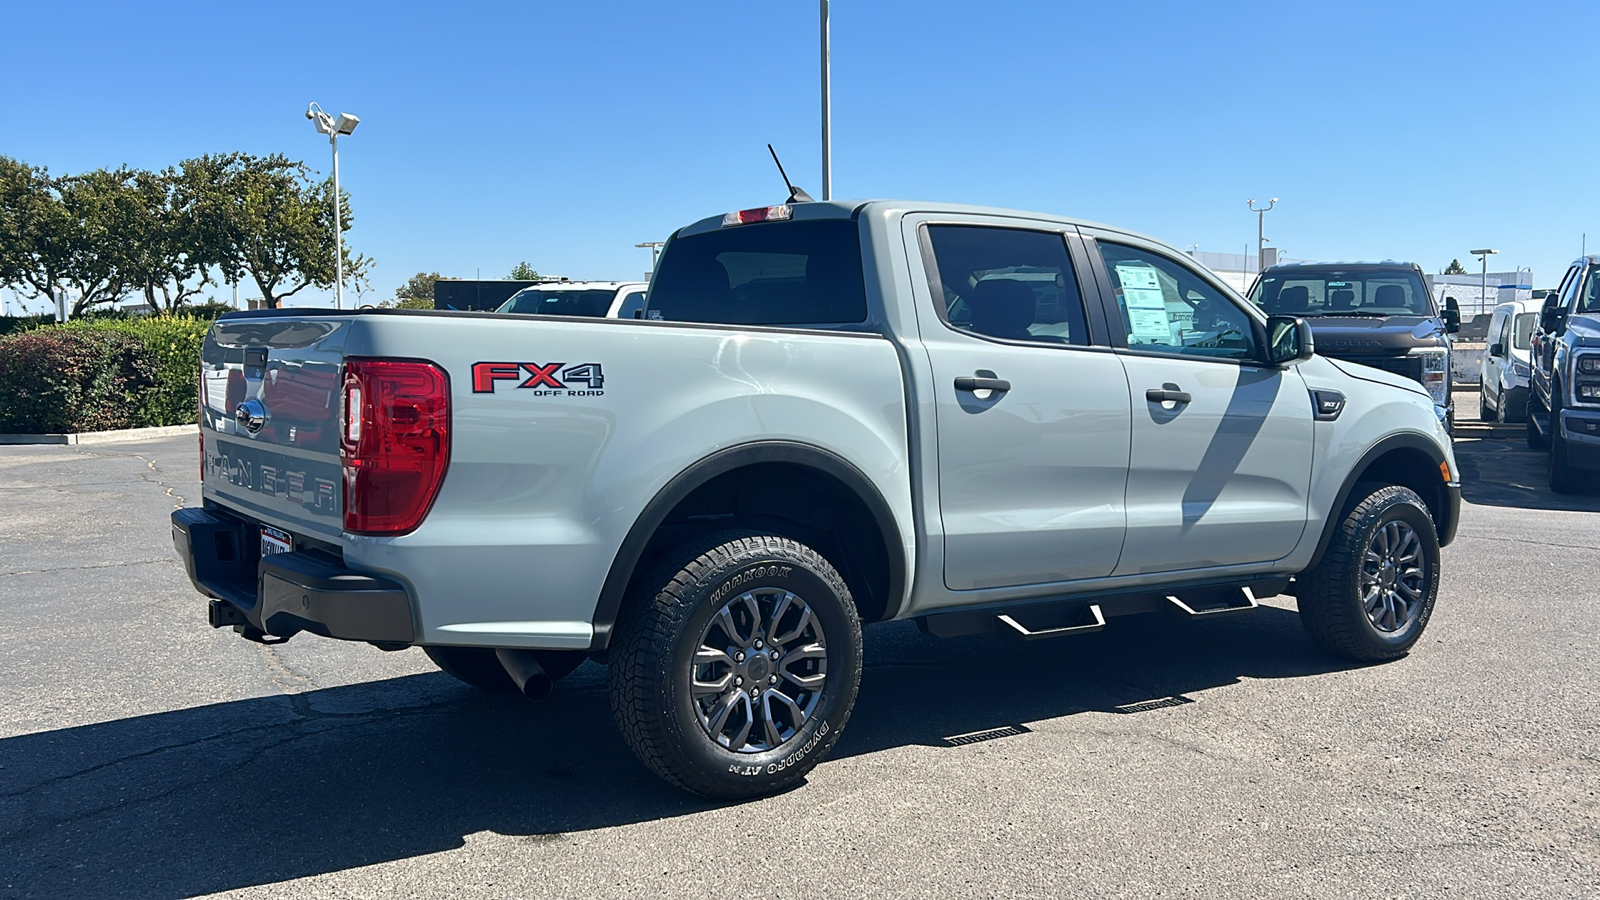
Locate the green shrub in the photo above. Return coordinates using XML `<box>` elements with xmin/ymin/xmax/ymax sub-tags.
<box><xmin>0</xmin><ymin>313</ymin><xmax>55</xmax><ymax>337</ymax></box>
<box><xmin>47</xmin><ymin>316</ymin><xmax>213</xmax><ymax>427</ymax></box>
<box><xmin>0</xmin><ymin>330</ymin><xmax>159</xmax><ymax>433</ymax></box>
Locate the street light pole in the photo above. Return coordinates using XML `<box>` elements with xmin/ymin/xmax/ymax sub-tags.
<box><xmin>635</xmin><ymin>241</ymin><xmax>667</xmax><ymax>276</ymax></box>
<box><xmin>306</xmin><ymin>103</ymin><xmax>360</xmax><ymax>310</ymax></box>
<box><xmin>820</xmin><ymin>0</ymin><xmax>831</xmax><ymax>201</ymax></box>
<box><xmin>1247</xmin><ymin>198</ymin><xmax>1277</xmax><ymax>275</ymax></box>
<box><xmin>1471</xmin><ymin>248</ymin><xmax>1498</xmax><ymax>318</ymax></box>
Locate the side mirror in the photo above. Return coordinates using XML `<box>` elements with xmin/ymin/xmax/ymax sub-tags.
<box><xmin>1443</xmin><ymin>308</ymin><xmax>1461</xmax><ymax>333</ymax></box>
<box><xmin>1542</xmin><ymin>308</ymin><xmax>1568</xmax><ymax>334</ymax></box>
<box><xmin>1266</xmin><ymin>315</ymin><xmax>1314</xmax><ymax>366</ymax></box>
<box><xmin>1489</xmin><ymin>342</ymin><xmax>1505</xmax><ymax>357</ymax></box>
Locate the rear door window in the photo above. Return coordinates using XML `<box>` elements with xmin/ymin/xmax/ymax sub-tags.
<box><xmin>645</xmin><ymin>220</ymin><xmax>867</xmax><ymax>326</ymax></box>
<box><xmin>922</xmin><ymin>225</ymin><xmax>1090</xmax><ymax>345</ymax></box>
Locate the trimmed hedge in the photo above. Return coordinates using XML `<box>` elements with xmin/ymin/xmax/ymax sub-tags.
<box><xmin>0</xmin><ymin>330</ymin><xmax>160</xmax><ymax>433</ymax></box>
<box><xmin>0</xmin><ymin>314</ymin><xmax>56</xmax><ymax>337</ymax></box>
<box><xmin>0</xmin><ymin>315</ymin><xmax>214</xmax><ymax>433</ymax></box>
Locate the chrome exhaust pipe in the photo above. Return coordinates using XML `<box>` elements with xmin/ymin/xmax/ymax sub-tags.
<box><xmin>495</xmin><ymin>648</ymin><xmax>554</xmax><ymax>701</ymax></box>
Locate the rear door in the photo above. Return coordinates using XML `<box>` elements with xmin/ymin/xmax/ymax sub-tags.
<box><xmin>1081</xmin><ymin>231</ymin><xmax>1314</xmax><ymax>575</ymax></box>
<box><xmin>903</xmin><ymin>215</ymin><xmax>1132</xmax><ymax>591</ymax></box>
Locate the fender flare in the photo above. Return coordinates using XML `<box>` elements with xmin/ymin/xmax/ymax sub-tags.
<box><xmin>1304</xmin><ymin>431</ymin><xmax>1458</xmax><ymax>572</ymax></box>
<box><xmin>588</xmin><ymin>441</ymin><xmax>907</xmax><ymax>651</ymax></box>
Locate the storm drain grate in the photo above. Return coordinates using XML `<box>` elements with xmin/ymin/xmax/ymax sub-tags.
<box><xmin>1115</xmin><ymin>695</ymin><xmax>1195</xmax><ymax>714</ymax></box>
<box><xmin>943</xmin><ymin>724</ymin><xmax>1031</xmax><ymax>746</ymax></box>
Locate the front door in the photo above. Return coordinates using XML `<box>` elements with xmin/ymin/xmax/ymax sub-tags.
<box><xmin>908</xmin><ymin>218</ymin><xmax>1133</xmax><ymax>591</ymax></box>
<box><xmin>1086</xmin><ymin>234</ymin><xmax>1314</xmax><ymax>575</ymax></box>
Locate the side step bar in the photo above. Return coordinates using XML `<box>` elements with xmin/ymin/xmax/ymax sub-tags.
<box><xmin>997</xmin><ymin>604</ymin><xmax>1105</xmax><ymax>641</ymax></box>
<box><xmin>1164</xmin><ymin>586</ymin><xmax>1260</xmax><ymax>617</ymax></box>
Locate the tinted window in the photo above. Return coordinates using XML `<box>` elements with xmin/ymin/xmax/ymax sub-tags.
<box><xmin>1513</xmin><ymin>312</ymin><xmax>1536</xmax><ymax>350</ymax></box>
<box><xmin>923</xmin><ymin>226</ymin><xmax>1088</xmax><ymax>345</ymax></box>
<box><xmin>645</xmin><ymin>220</ymin><xmax>867</xmax><ymax>326</ymax></box>
<box><xmin>498</xmin><ymin>289</ymin><xmax>615</xmax><ymax>317</ymax></box>
<box><xmin>1249</xmin><ymin>269</ymin><xmax>1434</xmax><ymax>317</ymax></box>
<box><xmin>1579</xmin><ymin>268</ymin><xmax>1600</xmax><ymax>314</ymax></box>
<box><xmin>616</xmin><ymin>291</ymin><xmax>645</xmax><ymax>319</ymax></box>
<box><xmin>1100</xmin><ymin>242</ymin><xmax>1257</xmax><ymax>361</ymax></box>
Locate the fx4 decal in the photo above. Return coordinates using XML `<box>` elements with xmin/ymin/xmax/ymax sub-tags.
<box><xmin>472</xmin><ymin>362</ymin><xmax>605</xmax><ymax>395</ymax></box>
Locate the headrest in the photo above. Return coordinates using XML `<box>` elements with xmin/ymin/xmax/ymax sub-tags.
<box><xmin>1279</xmin><ymin>285</ymin><xmax>1310</xmax><ymax>310</ymax></box>
<box><xmin>1373</xmin><ymin>284</ymin><xmax>1405</xmax><ymax>306</ymax></box>
<box><xmin>1329</xmin><ymin>288</ymin><xmax>1356</xmax><ymax>309</ymax></box>
<box><xmin>970</xmin><ymin>279</ymin><xmax>1036</xmax><ymax>340</ymax></box>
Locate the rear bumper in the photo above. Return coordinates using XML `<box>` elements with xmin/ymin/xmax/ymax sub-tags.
<box><xmin>171</xmin><ymin>507</ymin><xmax>415</xmax><ymax>644</ymax></box>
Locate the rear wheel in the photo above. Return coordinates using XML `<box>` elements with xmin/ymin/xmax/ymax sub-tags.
<box><xmin>609</xmin><ymin>531</ymin><xmax>862</xmax><ymax>799</ymax></box>
<box><xmin>1297</xmin><ymin>485</ymin><xmax>1440</xmax><ymax>661</ymax></box>
<box><xmin>424</xmin><ymin>646</ymin><xmax>586</xmax><ymax>692</ymax></box>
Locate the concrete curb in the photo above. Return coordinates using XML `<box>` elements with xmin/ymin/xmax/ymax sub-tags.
<box><xmin>0</xmin><ymin>424</ymin><xmax>198</xmax><ymax>446</ymax></box>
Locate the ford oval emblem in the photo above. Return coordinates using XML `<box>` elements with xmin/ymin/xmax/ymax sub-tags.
<box><xmin>234</xmin><ymin>398</ymin><xmax>268</xmax><ymax>434</ymax></box>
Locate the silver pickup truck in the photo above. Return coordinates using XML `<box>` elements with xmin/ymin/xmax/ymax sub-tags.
<box><xmin>173</xmin><ymin>199</ymin><xmax>1460</xmax><ymax>798</ymax></box>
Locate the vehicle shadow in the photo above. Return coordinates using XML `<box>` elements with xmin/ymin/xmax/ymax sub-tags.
<box><xmin>1451</xmin><ymin>434</ymin><xmax>1600</xmax><ymax>510</ymax></box>
<box><xmin>0</xmin><ymin>608</ymin><xmax>1357</xmax><ymax>898</ymax></box>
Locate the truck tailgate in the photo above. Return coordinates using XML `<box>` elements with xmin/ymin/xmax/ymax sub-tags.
<box><xmin>201</xmin><ymin>315</ymin><xmax>348</xmax><ymax>541</ymax></box>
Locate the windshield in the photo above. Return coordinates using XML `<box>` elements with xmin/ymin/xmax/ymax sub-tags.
<box><xmin>645</xmin><ymin>219</ymin><xmax>867</xmax><ymax>326</ymax></box>
<box><xmin>1513</xmin><ymin>312</ymin><xmax>1536</xmax><ymax>350</ymax></box>
<box><xmin>497</xmin><ymin>288</ymin><xmax>616</xmax><ymax>317</ymax></box>
<box><xmin>1249</xmin><ymin>269</ymin><xmax>1435</xmax><ymax>317</ymax></box>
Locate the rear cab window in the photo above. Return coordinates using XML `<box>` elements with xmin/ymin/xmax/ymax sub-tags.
<box><xmin>645</xmin><ymin>220</ymin><xmax>868</xmax><ymax>328</ymax></box>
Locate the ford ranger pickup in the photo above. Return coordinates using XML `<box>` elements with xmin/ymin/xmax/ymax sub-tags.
<box><xmin>173</xmin><ymin>199</ymin><xmax>1461</xmax><ymax>798</ymax></box>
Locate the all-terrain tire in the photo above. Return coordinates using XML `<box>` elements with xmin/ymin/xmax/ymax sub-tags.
<box><xmin>424</xmin><ymin>646</ymin><xmax>586</xmax><ymax>692</ymax></box>
<box><xmin>1297</xmin><ymin>485</ymin><xmax>1440</xmax><ymax>662</ymax></box>
<box><xmin>1548</xmin><ymin>408</ymin><xmax>1586</xmax><ymax>494</ymax></box>
<box><xmin>608</xmin><ymin>531</ymin><xmax>863</xmax><ymax>799</ymax></box>
<box><xmin>1479</xmin><ymin>390</ymin><xmax>1493</xmax><ymax>421</ymax></box>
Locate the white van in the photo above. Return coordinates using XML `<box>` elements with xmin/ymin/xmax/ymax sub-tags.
<box><xmin>1479</xmin><ymin>298</ymin><xmax>1539</xmax><ymax>422</ymax></box>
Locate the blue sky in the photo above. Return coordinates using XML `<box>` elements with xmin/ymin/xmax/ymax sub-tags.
<box><xmin>3</xmin><ymin>0</ymin><xmax>1596</xmax><ymax>311</ymax></box>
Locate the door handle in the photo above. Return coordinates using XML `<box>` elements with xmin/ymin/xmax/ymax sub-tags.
<box><xmin>955</xmin><ymin>375</ymin><xmax>1011</xmax><ymax>393</ymax></box>
<box><xmin>1146</xmin><ymin>388</ymin><xmax>1192</xmax><ymax>404</ymax></box>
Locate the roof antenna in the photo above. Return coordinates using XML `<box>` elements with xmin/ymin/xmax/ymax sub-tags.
<box><xmin>768</xmin><ymin>144</ymin><xmax>814</xmax><ymax>204</ymax></box>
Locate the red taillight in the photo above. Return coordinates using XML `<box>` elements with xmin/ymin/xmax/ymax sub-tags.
<box><xmin>339</xmin><ymin>358</ymin><xmax>451</xmax><ymax>535</ymax></box>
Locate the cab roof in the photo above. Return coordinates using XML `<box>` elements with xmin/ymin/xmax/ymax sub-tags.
<box><xmin>673</xmin><ymin>199</ymin><xmax>1161</xmax><ymax>245</ymax></box>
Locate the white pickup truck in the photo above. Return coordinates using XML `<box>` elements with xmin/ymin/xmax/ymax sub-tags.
<box><xmin>173</xmin><ymin>199</ymin><xmax>1459</xmax><ymax>798</ymax></box>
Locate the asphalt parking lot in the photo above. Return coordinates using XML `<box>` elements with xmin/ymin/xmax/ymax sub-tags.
<box><xmin>2</xmin><ymin>408</ymin><xmax>1597</xmax><ymax>898</ymax></box>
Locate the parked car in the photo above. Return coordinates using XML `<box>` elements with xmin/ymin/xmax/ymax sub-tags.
<box><xmin>1479</xmin><ymin>299</ymin><xmax>1538</xmax><ymax>422</ymax></box>
<box><xmin>496</xmin><ymin>281</ymin><xmax>648</xmax><ymax>318</ymax></box>
<box><xmin>1527</xmin><ymin>255</ymin><xmax>1600</xmax><ymax>491</ymax></box>
<box><xmin>174</xmin><ymin>199</ymin><xmax>1459</xmax><ymax>799</ymax></box>
<box><xmin>1248</xmin><ymin>262</ymin><xmax>1460</xmax><ymax>429</ymax></box>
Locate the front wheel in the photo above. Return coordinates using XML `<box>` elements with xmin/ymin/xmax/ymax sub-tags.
<box><xmin>1549</xmin><ymin>409</ymin><xmax>1586</xmax><ymax>494</ymax></box>
<box><xmin>609</xmin><ymin>531</ymin><xmax>863</xmax><ymax>799</ymax></box>
<box><xmin>1297</xmin><ymin>485</ymin><xmax>1440</xmax><ymax>661</ymax></box>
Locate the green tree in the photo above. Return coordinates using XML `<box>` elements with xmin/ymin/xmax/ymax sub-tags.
<box><xmin>1444</xmin><ymin>259</ymin><xmax>1468</xmax><ymax>275</ymax></box>
<box><xmin>178</xmin><ymin>153</ymin><xmax>370</xmax><ymax>309</ymax></box>
<box><xmin>122</xmin><ymin>167</ymin><xmax>213</xmax><ymax>312</ymax></box>
<box><xmin>393</xmin><ymin>271</ymin><xmax>442</xmax><ymax>307</ymax></box>
<box><xmin>0</xmin><ymin>159</ymin><xmax>138</xmax><ymax>317</ymax></box>
<box><xmin>508</xmin><ymin>261</ymin><xmax>541</xmax><ymax>281</ymax></box>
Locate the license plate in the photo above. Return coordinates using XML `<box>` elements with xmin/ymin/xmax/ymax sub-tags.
<box><xmin>261</xmin><ymin>525</ymin><xmax>293</xmax><ymax>556</ymax></box>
